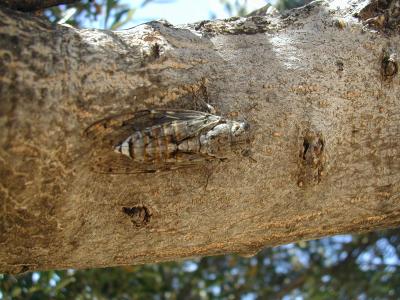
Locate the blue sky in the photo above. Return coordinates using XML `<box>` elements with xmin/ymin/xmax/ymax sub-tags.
<box><xmin>128</xmin><ymin>0</ymin><xmax>270</xmax><ymax>26</ymax></box>
<box><xmin>75</xmin><ymin>0</ymin><xmax>271</xmax><ymax>29</ymax></box>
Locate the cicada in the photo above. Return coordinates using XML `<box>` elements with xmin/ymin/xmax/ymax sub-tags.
<box><xmin>85</xmin><ymin>109</ymin><xmax>250</xmax><ymax>173</ymax></box>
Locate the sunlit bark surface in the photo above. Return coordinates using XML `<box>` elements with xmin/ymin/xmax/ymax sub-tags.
<box><xmin>0</xmin><ymin>0</ymin><xmax>399</xmax><ymax>273</ymax></box>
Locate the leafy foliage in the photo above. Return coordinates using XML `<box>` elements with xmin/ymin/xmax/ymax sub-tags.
<box><xmin>218</xmin><ymin>0</ymin><xmax>250</xmax><ymax>17</ymax></box>
<box><xmin>45</xmin><ymin>0</ymin><xmax>101</xmax><ymax>27</ymax></box>
<box><xmin>275</xmin><ymin>0</ymin><xmax>312</xmax><ymax>11</ymax></box>
<box><xmin>1</xmin><ymin>229</ymin><xmax>399</xmax><ymax>299</ymax></box>
<box><xmin>45</xmin><ymin>0</ymin><xmax>138</xmax><ymax>29</ymax></box>
<box><xmin>103</xmin><ymin>0</ymin><xmax>136</xmax><ymax>30</ymax></box>
<box><xmin>44</xmin><ymin>0</ymin><xmax>312</xmax><ymax>30</ymax></box>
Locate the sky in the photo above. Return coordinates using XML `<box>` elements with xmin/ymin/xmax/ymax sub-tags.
<box><xmin>128</xmin><ymin>0</ymin><xmax>270</xmax><ymax>26</ymax></box>
<box><xmin>74</xmin><ymin>0</ymin><xmax>272</xmax><ymax>29</ymax></box>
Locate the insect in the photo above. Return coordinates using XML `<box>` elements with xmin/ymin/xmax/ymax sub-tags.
<box><xmin>85</xmin><ymin>109</ymin><xmax>250</xmax><ymax>173</ymax></box>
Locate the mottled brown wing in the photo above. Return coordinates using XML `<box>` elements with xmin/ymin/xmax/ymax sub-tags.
<box><xmin>85</xmin><ymin>109</ymin><xmax>220</xmax><ymax>174</ymax></box>
<box><xmin>85</xmin><ymin>109</ymin><xmax>214</xmax><ymax>142</ymax></box>
<box><xmin>89</xmin><ymin>149</ymin><xmax>212</xmax><ymax>174</ymax></box>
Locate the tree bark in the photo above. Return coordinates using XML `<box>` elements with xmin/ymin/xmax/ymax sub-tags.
<box><xmin>0</xmin><ymin>0</ymin><xmax>80</xmax><ymax>12</ymax></box>
<box><xmin>0</xmin><ymin>0</ymin><xmax>399</xmax><ymax>273</ymax></box>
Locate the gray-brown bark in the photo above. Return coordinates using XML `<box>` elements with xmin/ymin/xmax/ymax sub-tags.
<box><xmin>0</xmin><ymin>0</ymin><xmax>399</xmax><ymax>273</ymax></box>
<box><xmin>0</xmin><ymin>0</ymin><xmax>79</xmax><ymax>12</ymax></box>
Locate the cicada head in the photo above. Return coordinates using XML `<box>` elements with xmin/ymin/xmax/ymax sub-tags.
<box><xmin>229</xmin><ymin>120</ymin><xmax>250</xmax><ymax>141</ymax></box>
<box><xmin>201</xmin><ymin>119</ymin><xmax>251</xmax><ymax>158</ymax></box>
<box><xmin>228</xmin><ymin>120</ymin><xmax>252</xmax><ymax>154</ymax></box>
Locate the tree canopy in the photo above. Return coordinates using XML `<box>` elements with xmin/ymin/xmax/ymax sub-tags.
<box><xmin>1</xmin><ymin>229</ymin><xmax>399</xmax><ymax>299</ymax></box>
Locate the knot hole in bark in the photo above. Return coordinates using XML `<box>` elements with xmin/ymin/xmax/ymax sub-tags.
<box><xmin>336</xmin><ymin>60</ymin><xmax>344</xmax><ymax>76</ymax></box>
<box><xmin>122</xmin><ymin>206</ymin><xmax>151</xmax><ymax>227</ymax></box>
<box><xmin>142</xmin><ymin>43</ymin><xmax>163</xmax><ymax>65</ymax></box>
<box><xmin>298</xmin><ymin>132</ymin><xmax>325</xmax><ymax>187</ymax></box>
<box><xmin>150</xmin><ymin>43</ymin><xmax>161</xmax><ymax>60</ymax></box>
<box><xmin>381</xmin><ymin>51</ymin><xmax>398</xmax><ymax>81</ymax></box>
<box><xmin>13</xmin><ymin>264</ymin><xmax>36</xmax><ymax>275</ymax></box>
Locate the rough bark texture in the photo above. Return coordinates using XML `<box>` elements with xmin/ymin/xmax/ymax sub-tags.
<box><xmin>0</xmin><ymin>0</ymin><xmax>79</xmax><ymax>12</ymax></box>
<box><xmin>0</xmin><ymin>0</ymin><xmax>400</xmax><ymax>273</ymax></box>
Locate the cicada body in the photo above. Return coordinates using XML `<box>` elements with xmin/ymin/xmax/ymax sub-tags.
<box><xmin>85</xmin><ymin>109</ymin><xmax>250</xmax><ymax>173</ymax></box>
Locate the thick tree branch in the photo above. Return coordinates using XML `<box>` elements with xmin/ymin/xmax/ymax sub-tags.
<box><xmin>0</xmin><ymin>0</ymin><xmax>79</xmax><ymax>12</ymax></box>
<box><xmin>0</xmin><ymin>0</ymin><xmax>400</xmax><ymax>273</ymax></box>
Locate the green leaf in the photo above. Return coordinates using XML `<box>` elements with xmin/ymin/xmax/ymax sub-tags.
<box><xmin>54</xmin><ymin>276</ymin><xmax>76</xmax><ymax>292</ymax></box>
<box><xmin>104</xmin><ymin>0</ymin><xmax>117</xmax><ymax>29</ymax></box>
<box><xmin>11</xmin><ymin>286</ymin><xmax>22</xmax><ymax>297</ymax></box>
<box><xmin>111</xmin><ymin>8</ymin><xmax>136</xmax><ymax>30</ymax></box>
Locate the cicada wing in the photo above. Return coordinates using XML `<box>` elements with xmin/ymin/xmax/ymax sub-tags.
<box><xmin>85</xmin><ymin>109</ymin><xmax>221</xmax><ymax>174</ymax></box>
<box><xmin>85</xmin><ymin>109</ymin><xmax>219</xmax><ymax>142</ymax></box>
<box><xmin>90</xmin><ymin>150</ymin><xmax>163</xmax><ymax>174</ymax></box>
<box><xmin>90</xmin><ymin>149</ymin><xmax>210</xmax><ymax>174</ymax></box>
<box><xmin>118</xmin><ymin>109</ymin><xmax>221</xmax><ymax>142</ymax></box>
<box><xmin>85</xmin><ymin>110</ymin><xmax>150</xmax><ymax>144</ymax></box>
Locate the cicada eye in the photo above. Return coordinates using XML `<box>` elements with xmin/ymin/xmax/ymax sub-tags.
<box><xmin>232</xmin><ymin>124</ymin><xmax>241</xmax><ymax>136</ymax></box>
<box><xmin>231</xmin><ymin>122</ymin><xmax>249</xmax><ymax>136</ymax></box>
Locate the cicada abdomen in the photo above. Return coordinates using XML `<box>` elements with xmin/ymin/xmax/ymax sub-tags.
<box><xmin>85</xmin><ymin>109</ymin><xmax>250</xmax><ymax>173</ymax></box>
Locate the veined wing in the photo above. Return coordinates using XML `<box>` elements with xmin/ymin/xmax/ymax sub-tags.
<box><xmin>88</xmin><ymin>150</ymin><xmax>213</xmax><ymax>174</ymax></box>
<box><xmin>85</xmin><ymin>109</ymin><xmax>221</xmax><ymax>143</ymax></box>
<box><xmin>84</xmin><ymin>109</ymin><xmax>222</xmax><ymax>174</ymax></box>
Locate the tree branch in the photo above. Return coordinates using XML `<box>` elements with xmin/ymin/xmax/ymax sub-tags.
<box><xmin>0</xmin><ymin>0</ymin><xmax>80</xmax><ymax>12</ymax></box>
<box><xmin>0</xmin><ymin>0</ymin><xmax>400</xmax><ymax>273</ymax></box>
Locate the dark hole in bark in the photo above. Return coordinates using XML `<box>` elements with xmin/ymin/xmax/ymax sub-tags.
<box><xmin>302</xmin><ymin>136</ymin><xmax>324</xmax><ymax>160</ymax></box>
<box><xmin>336</xmin><ymin>60</ymin><xmax>344</xmax><ymax>72</ymax></box>
<box><xmin>299</xmin><ymin>134</ymin><xmax>325</xmax><ymax>186</ymax></box>
<box><xmin>319</xmin><ymin>138</ymin><xmax>324</xmax><ymax>152</ymax></box>
<box><xmin>122</xmin><ymin>206</ymin><xmax>151</xmax><ymax>227</ymax></box>
<box><xmin>151</xmin><ymin>43</ymin><xmax>161</xmax><ymax>59</ymax></box>
<box><xmin>302</xmin><ymin>140</ymin><xmax>310</xmax><ymax>160</ymax></box>
<box><xmin>19</xmin><ymin>265</ymin><xmax>30</xmax><ymax>274</ymax></box>
<box><xmin>382</xmin><ymin>55</ymin><xmax>398</xmax><ymax>78</ymax></box>
<box><xmin>313</xmin><ymin>138</ymin><xmax>324</xmax><ymax>155</ymax></box>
